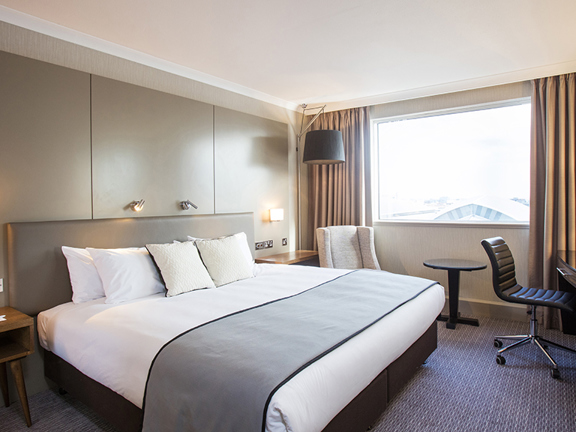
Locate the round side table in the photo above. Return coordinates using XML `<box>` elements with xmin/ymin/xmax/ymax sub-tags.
<box><xmin>423</xmin><ymin>258</ymin><xmax>487</xmax><ymax>330</ymax></box>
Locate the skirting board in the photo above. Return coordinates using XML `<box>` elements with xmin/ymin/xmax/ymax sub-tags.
<box><xmin>441</xmin><ymin>298</ymin><xmax>529</xmax><ymax>322</ymax></box>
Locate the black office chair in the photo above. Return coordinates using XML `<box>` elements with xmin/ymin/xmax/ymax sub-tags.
<box><xmin>481</xmin><ymin>236</ymin><xmax>576</xmax><ymax>379</ymax></box>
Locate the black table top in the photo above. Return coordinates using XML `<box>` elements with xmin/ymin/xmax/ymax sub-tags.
<box><xmin>558</xmin><ymin>250</ymin><xmax>576</xmax><ymax>271</ymax></box>
<box><xmin>423</xmin><ymin>258</ymin><xmax>487</xmax><ymax>271</ymax></box>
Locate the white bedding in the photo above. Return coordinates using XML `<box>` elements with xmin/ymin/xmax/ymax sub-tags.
<box><xmin>38</xmin><ymin>264</ymin><xmax>444</xmax><ymax>432</ymax></box>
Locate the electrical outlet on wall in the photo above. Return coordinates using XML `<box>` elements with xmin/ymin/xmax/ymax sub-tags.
<box><xmin>0</xmin><ymin>278</ymin><xmax>3</xmax><ymax>293</ymax></box>
<box><xmin>255</xmin><ymin>240</ymin><xmax>274</xmax><ymax>250</ymax></box>
<box><xmin>282</xmin><ymin>238</ymin><xmax>287</xmax><ymax>246</ymax></box>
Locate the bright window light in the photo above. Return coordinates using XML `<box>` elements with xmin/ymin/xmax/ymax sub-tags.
<box><xmin>376</xmin><ymin>101</ymin><xmax>531</xmax><ymax>222</ymax></box>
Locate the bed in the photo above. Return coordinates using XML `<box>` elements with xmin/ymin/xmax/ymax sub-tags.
<box><xmin>7</xmin><ymin>213</ymin><xmax>444</xmax><ymax>432</ymax></box>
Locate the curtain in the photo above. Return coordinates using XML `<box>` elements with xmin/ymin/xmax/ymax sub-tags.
<box><xmin>306</xmin><ymin>106</ymin><xmax>371</xmax><ymax>249</ymax></box>
<box><xmin>529</xmin><ymin>73</ymin><xmax>576</xmax><ymax>329</ymax></box>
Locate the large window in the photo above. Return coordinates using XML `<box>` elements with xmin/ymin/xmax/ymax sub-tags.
<box><xmin>376</xmin><ymin>100</ymin><xmax>531</xmax><ymax>223</ymax></box>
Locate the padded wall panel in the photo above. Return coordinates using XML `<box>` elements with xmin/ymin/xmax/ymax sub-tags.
<box><xmin>91</xmin><ymin>76</ymin><xmax>214</xmax><ymax>218</ymax></box>
<box><xmin>0</xmin><ymin>51</ymin><xmax>91</xmax><ymax>306</ymax></box>
<box><xmin>214</xmin><ymin>107</ymin><xmax>289</xmax><ymax>255</ymax></box>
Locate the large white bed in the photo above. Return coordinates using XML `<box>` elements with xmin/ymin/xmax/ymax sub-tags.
<box><xmin>7</xmin><ymin>213</ymin><xmax>444</xmax><ymax>432</ymax></box>
<box><xmin>38</xmin><ymin>264</ymin><xmax>444</xmax><ymax>432</ymax></box>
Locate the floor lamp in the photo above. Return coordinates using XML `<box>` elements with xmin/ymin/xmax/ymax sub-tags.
<box><xmin>296</xmin><ymin>104</ymin><xmax>345</xmax><ymax>249</ymax></box>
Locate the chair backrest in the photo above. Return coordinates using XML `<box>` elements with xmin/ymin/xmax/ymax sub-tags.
<box><xmin>481</xmin><ymin>236</ymin><xmax>521</xmax><ymax>300</ymax></box>
<box><xmin>316</xmin><ymin>226</ymin><xmax>380</xmax><ymax>270</ymax></box>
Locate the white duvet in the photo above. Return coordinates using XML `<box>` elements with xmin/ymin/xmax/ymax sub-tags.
<box><xmin>38</xmin><ymin>264</ymin><xmax>444</xmax><ymax>432</ymax></box>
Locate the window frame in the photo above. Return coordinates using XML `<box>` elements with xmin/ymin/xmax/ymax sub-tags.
<box><xmin>371</xmin><ymin>97</ymin><xmax>532</xmax><ymax>227</ymax></box>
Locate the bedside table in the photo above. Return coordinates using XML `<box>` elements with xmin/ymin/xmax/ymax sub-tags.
<box><xmin>0</xmin><ymin>306</ymin><xmax>34</xmax><ymax>427</ymax></box>
<box><xmin>255</xmin><ymin>250</ymin><xmax>319</xmax><ymax>266</ymax></box>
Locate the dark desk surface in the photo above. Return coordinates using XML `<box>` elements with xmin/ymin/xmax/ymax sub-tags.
<box><xmin>423</xmin><ymin>258</ymin><xmax>487</xmax><ymax>272</ymax></box>
<box><xmin>558</xmin><ymin>250</ymin><xmax>576</xmax><ymax>270</ymax></box>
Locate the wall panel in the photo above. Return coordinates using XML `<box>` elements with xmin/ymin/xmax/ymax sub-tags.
<box><xmin>0</xmin><ymin>51</ymin><xmax>91</xmax><ymax>307</ymax></box>
<box><xmin>91</xmin><ymin>76</ymin><xmax>215</xmax><ymax>218</ymax></box>
<box><xmin>215</xmin><ymin>107</ymin><xmax>289</xmax><ymax>256</ymax></box>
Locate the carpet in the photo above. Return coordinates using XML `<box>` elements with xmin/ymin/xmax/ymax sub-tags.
<box><xmin>1</xmin><ymin>317</ymin><xmax>575</xmax><ymax>431</ymax></box>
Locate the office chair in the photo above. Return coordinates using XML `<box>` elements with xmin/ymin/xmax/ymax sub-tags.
<box><xmin>481</xmin><ymin>236</ymin><xmax>576</xmax><ymax>379</ymax></box>
<box><xmin>316</xmin><ymin>226</ymin><xmax>380</xmax><ymax>270</ymax></box>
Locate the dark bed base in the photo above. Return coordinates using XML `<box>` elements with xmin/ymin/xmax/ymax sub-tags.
<box><xmin>45</xmin><ymin>321</ymin><xmax>437</xmax><ymax>432</ymax></box>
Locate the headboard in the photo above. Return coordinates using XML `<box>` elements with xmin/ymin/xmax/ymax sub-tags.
<box><xmin>7</xmin><ymin>213</ymin><xmax>254</xmax><ymax>316</ymax></box>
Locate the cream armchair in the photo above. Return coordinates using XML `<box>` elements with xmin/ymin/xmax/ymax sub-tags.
<box><xmin>316</xmin><ymin>226</ymin><xmax>380</xmax><ymax>270</ymax></box>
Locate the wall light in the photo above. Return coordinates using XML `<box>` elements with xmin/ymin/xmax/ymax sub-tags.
<box><xmin>130</xmin><ymin>199</ymin><xmax>145</xmax><ymax>212</ymax></box>
<box><xmin>269</xmin><ymin>208</ymin><xmax>284</xmax><ymax>222</ymax></box>
<box><xmin>180</xmin><ymin>200</ymin><xmax>198</xmax><ymax>210</ymax></box>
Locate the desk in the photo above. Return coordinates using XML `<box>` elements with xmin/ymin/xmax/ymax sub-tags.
<box><xmin>557</xmin><ymin>250</ymin><xmax>576</xmax><ymax>335</ymax></box>
<box><xmin>423</xmin><ymin>258</ymin><xmax>486</xmax><ymax>329</ymax></box>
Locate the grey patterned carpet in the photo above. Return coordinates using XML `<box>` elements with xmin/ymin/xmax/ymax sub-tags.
<box><xmin>1</xmin><ymin>317</ymin><xmax>575</xmax><ymax>431</ymax></box>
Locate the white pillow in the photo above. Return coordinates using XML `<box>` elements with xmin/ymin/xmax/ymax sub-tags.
<box><xmin>87</xmin><ymin>247</ymin><xmax>165</xmax><ymax>304</ymax></box>
<box><xmin>187</xmin><ymin>232</ymin><xmax>254</xmax><ymax>266</ymax></box>
<box><xmin>195</xmin><ymin>235</ymin><xmax>254</xmax><ymax>287</ymax></box>
<box><xmin>146</xmin><ymin>242</ymin><xmax>215</xmax><ymax>297</ymax></box>
<box><xmin>61</xmin><ymin>246</ymin><xmax>105</xmax><ymax>304</ymax></box>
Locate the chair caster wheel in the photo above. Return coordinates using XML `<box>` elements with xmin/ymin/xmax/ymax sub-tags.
<box><xmin>494</xmin><ymin>339</ymin><xmax>503</xmax><ymax>348</ymax></box>
<box><xmin>551</xmin><ymin>369</ymin><xmax>560</xmax><ymax>379</ymax></box>
<box><xmin>496</xmin><ymin>355</ymin><xmax>506</xmax><ymax>365</ymax></box>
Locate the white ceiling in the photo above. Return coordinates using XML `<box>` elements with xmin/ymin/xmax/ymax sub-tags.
<box><xmin>1</xmin><ymin>0</ymin><xmax>576</xmax><ymax>111</ymax></box>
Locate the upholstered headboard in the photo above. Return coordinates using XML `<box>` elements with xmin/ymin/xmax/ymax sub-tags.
<box><xmin>7</xmin><ymin>213</ymin><xmax>254</xmax><ymax>316</ymax></box>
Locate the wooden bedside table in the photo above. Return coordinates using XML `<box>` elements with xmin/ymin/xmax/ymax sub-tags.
<box><xmin>0</xmin><ymin>306</ymin><xmax>34</xmax><ymax>427</ymax></box>
<box><xmin>255</xmin><ymin>250</ymin><xmax>319</xmax><ymax>266</ymax></box>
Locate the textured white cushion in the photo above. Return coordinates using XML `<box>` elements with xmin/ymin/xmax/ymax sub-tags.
<box><xmin>146</xmin><ymin>242</ymin><xmax>215</xmax><ymax>297</ymax></box>
<box><xmin>87</xmin><ymin>247</ymin><xmax>165</xmax><ymax>304</ymax></box>
<box><xmin>61</xmin><ymin>246</ymin><xmax>105</xmax><ymax>303</ymax></box>
<box><xmin>187</xmin><ymin>232</ymin><xmax>254</xmax><ymax>267</ymax></box>
<box><xmin>195</xmin><ymin>235</ymin><xmax>254</xmax><ymax>286</ymax></box>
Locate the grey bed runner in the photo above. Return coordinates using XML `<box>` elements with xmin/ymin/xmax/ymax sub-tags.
<box><xmin>142</xmin><ymin>270</ymin><xmax>438</xmax><ymax>432</ymax></box>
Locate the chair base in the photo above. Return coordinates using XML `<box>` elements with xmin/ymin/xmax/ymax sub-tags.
<box><xmin>494</xmin><ymin>309</ymin><xmax>576</xmax><ymax>379</ymax></box>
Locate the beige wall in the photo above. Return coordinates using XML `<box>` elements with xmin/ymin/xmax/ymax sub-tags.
<box><xmin>374</xmin><ymin>222</ymin><xmax>530</xmax><ymax>320</ymax></box>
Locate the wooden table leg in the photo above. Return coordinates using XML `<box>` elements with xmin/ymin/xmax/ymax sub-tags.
<box><xmin>0</xmin><ymin>362</ymin><xmax>9</xmax><ymax>407</ymax></box>
<box><xmin>9</xmin><ymin>360</ymin><xmax>32</xmax><ymax>427</ymax></box>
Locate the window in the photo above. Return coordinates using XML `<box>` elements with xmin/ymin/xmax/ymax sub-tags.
<box><xmin>375</xmin><ymin>100</ymin><xmax>531</xmax><ymax>223</ymax></box>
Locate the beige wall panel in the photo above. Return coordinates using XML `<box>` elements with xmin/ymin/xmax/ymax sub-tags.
<box><xmin>0</xmin><ymin>51</ymin><xmax>91</xmax><ymax>307</ymax></box>
<box><xmin>374</xmin><ymin>222</ymin><xmax>529</xmax><ymax>318</ymax></box>
<box><xmin>92</xmin><ymin>76</ymin><xmax>214</xmax><ymax>218</ymax></box>
<box><xmin>214</xmin><ymin>107</ymin><xmax>289</xmax><ymax>257</ymax></box>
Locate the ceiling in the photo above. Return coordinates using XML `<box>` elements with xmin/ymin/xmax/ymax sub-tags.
<box><xmin>1</xmin><ymin>0</ymin><xmax>576</xmax><ymax>111</ymax></box>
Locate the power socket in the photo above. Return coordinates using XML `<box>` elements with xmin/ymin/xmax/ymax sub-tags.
<box><xmin>0</xmin><ymin>278</ymin><xmax>3</xmax><ymax>293</ymax></box>
<box><xmin>255</xmin><ymin>240</ymin><xmax>274</xmax><ymax>250</ymax></box>
<box><xmin>282</xmin><ymin>238</ymin><xmax>287</xmax><ymax>246</ymax></box>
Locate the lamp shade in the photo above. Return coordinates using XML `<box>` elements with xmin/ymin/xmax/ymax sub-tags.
<box><xmin>302</xmin><ymin>130</ymin><xmax>345</xmax><ymax>164</ymax></box>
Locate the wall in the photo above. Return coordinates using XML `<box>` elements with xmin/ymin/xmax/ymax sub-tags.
<box><xmin>0</xmin><ymin>21</ymin><xmax>299</xmax><ymax>309</ymax></box>
<box><xmin>370</xmin><ymin>82</ymin><xmax>533</xmax><ymax>320</ymax></box>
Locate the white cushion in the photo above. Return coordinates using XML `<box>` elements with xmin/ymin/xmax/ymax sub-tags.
<box><xmin>87</xmin><ymin>247</ymin><xmax>165</xmax><ymax>304</ymax></box>
<box><xmin>61</xmin><ymin>246</ymin><xmax>105</xmax><ymax>303</ymax></box>
<box><xmin>187</xmin><ymin>232</ymin><xmax>254</xmax><ymax>267</ymax></box>
<box><xmin>146</xmin><ymin>242</ymin><xmax>215</xmax><ymax>297</ymax></box>
<box><xmin>195</xmin><ymin>235</ymin><xmax>254</xmax><ymax>287</ymax></box>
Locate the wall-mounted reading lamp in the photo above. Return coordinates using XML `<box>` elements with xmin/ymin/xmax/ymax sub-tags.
<box><xmin>297</xmin><ymin>104</ymin><xmax>345</xmax><ymax>248</ymax></box>
<box><xmin>130</xmin><ymin>199</ymin><xmax>145</xmax><ymax>212</ymax></box>
<box><xmin>180</xmin><ymin>200</ymin><xmax>198</xmax><ymax>210</ymax></box>
<box><xmin>269</xmin><ymin>208</ymin><xmax>284</xmax><ymax>222</ymax></box>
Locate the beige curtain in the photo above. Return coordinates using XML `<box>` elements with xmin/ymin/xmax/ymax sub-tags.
<box><xmin>306</xmin><ymin>107</ymin><xmax>371</xmax><ymax>249</ymax></box>
<box><xmin>529</xmin><ymin>73</ymin><xmax>576</xmax><ymax>329</ymax></box>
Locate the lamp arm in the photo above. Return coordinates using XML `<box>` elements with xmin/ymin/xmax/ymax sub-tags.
<box><xmin>297</xmin><ymin>104</ymin><xmax>326</xmax><ymax>139</ymax></box>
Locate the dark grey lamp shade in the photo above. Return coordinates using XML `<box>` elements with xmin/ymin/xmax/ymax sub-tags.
<box><xmin>302</xmin><ymin>130</ymin><xmax>345</xmax><ymax>164</ymax></box>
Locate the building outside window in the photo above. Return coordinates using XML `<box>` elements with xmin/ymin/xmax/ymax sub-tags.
<box><xmin>375</xmin><ymin>100</ymin><xmax>531</xmax><ymax>223</ymax></box>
